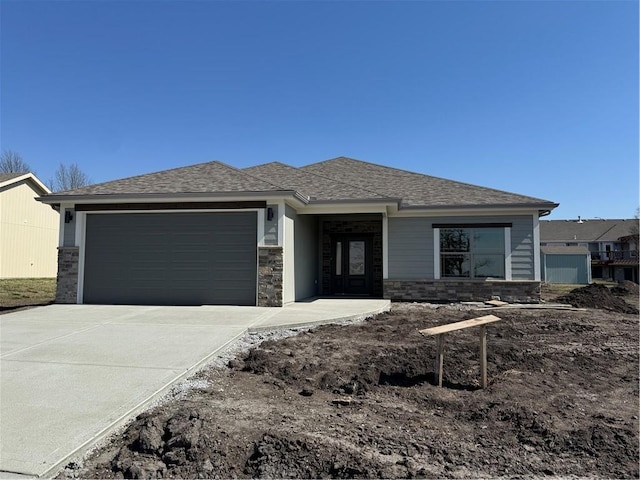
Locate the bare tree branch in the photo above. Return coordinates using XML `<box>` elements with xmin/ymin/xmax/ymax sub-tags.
<box><xmin>50</xmin><ymin>163</ymin><xmax>91</xmax><ymax>192</ymax></box>
<box><xmin>0</xmin><ymin>150</ymin><xmax>31</xmax><ymax>174</ymax></box>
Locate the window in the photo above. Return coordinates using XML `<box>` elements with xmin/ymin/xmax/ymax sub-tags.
<box><xmin>440</xmin><ymin>227</ymin><xmax>505</xmax><ymax>278</ymax></box>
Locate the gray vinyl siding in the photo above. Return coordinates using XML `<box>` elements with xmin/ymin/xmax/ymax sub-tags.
<box><xmin>83</xmin><ymin>212</ymin><xmax>257</xmax><ymax>305</ymax></box>
<box><xmin>388</xmin><ymin>215</ymin><xmax>535</xmax><ymax>280</ymax></box>
<box><xmin>264</xmin><ymin>204</ymin><xmax>278</xmax><ymax>245</ymax></box>
<box><xmin>388</xmin><ymin>218</ymin><xmax>432</xmax><ymax>278</ymax></box>
<box><xmin>510</xmin><ymin>216</ymin><xmax>535</xmax><ymax>280</ymax></box>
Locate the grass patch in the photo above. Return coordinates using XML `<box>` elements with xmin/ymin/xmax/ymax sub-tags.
<box><xmin>0</xmin><ymin>278</ymin><xmax>56</xmax><ymax>308</ymax></box>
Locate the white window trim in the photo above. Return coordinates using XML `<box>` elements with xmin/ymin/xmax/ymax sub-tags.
<box><xmin>435</xmin><ymin>226</ymin><xmax>511</xmax><ymax>280</ymax></box>
<box><xmin>504</xmin><ymin>227</ymin><xmax>512</xmax><ymax>281</ymax></box>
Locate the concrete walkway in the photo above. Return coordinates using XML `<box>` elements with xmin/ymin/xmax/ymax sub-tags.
<box><xmin>0</xmin><ymin>299</ymin><xmax>389</xmax><ymax>478</ymax></box>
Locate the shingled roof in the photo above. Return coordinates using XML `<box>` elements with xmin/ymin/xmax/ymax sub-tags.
<box><xmin>540</xmin><ymin>219</ymin><xmax>639</xmax><ymax>243</ymax></box>
<box><xmin>49</xmin><ymin>161</ymin><xmax>287</xmax><ymax>196</ymax></box>
<box><xmin>301</xmin><ymin>157</ymin><xmax>555</xmax><ymax>208</ymax></box>
<box><xmin>243</xmin><ymin>162</ymin><xmax>391</xmax><ymax>202</ymax></box>
<box><xmin>41</xmin><ymin>156</ymin><xmax>557</xmax><ymax>210</ymax></box>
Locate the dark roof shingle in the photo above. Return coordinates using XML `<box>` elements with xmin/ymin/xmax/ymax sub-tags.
<box><xmin>53</xmin><ymin>161</ymin><xmax>286</xmax><ymax>196</ymax></box>
<box><xmin>301</xmin><ymin>157</ymin><xmax>555</xmax><ymax>208</ymax></box>
<box><xmin>42</xmin><ymin>156</ymin><xmax>557</xmax><ymax>211</ymax></box>
<box><xmin>243</xmin><ymin>162</ymin><xmax>390</xmax><ymax>201</ymax></box>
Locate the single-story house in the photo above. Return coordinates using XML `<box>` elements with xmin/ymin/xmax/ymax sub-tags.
<box><xmin>38</xmin><ymin>157</ymin><xmax>558</xmax><ymax>306</ymax></box>
<box><xmin>1</xmin><ymin>172</ymin><xmax>59</xmax><ymax>278</ymax></box>
<box><xmin>540</xmin><ymin>245</ymin><xmax>592</xmax><ymax>284</ymax></box>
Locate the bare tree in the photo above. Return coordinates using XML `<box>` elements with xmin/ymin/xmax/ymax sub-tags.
<box><xmin>0</xmin><ymin>150</ymin><xmax>31</xmax><ymax>174</ymax></box>
<box><xmin>50</xmin><ymin>163</ymin><xmax>91</xmax><ymax>192</ymax></box>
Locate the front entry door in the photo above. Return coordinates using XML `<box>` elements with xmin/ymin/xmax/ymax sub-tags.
<box><xmin>331</xmin><ymin>235</ymin><xmax>373</xmax><ymax>295</ymax></box>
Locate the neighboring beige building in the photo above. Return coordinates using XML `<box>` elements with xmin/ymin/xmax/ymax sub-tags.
<box><xmin>0</xmin><ymin>173</ymin><xmax>59</xmax><ymax>278</ymax></box>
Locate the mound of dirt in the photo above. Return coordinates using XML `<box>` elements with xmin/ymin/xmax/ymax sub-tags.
<box><xmin>58</xmin><ymin>304</ymin><xmax>639</xmax><ymax>480</ymax></box>
<box><xmin>611</xmin><ymin>280</ymin><xmax>640</xmax><ymax>297</ymax></box>
<box><xmin>556</xmin><ymin>283</ymin><xmax>639</xmax><ymax>314</ymax></box>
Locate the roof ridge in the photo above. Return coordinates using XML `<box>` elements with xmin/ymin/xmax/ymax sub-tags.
<box><xmin>235</xmin><ymin>161</ymin><xmax>296</xmax><ymax>191</ymax></box>
<box><xmin>245</xmin><ymin>161</ymin><xmax>395</xmax><ymax>200</ymax></box>
<box><xmin>296</xmin><ymin>162</ymin><xmax>395</xmax><ymax>200</ymax></box>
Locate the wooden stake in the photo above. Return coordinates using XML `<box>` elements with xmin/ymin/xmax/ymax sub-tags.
<box><xmin>435</xmin><ymin>333</ymin><xmax>446</xmax><ymax>387</ymax></box>
<box><xmin>479</xmin><ymin>325</ymin><xmax>487</xmax><ymax>389</ymax></box>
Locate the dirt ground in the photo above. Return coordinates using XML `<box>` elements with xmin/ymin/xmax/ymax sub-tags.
<box><xmin>60</xmin><ymin>287</ymin><xmax>639</xmax><ymax>479</ymax></box>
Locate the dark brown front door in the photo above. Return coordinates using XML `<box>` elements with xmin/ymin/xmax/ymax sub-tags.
<box><xmin>331</xmin><ymin>235</ymin><xmax>373</xmax><ymax>295</ymax></box>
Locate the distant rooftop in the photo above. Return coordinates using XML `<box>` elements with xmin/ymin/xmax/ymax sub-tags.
<box><xmin>540</xmin><ymin>218</ymin><xmax>639</xmax><ymax>242</ymax></box>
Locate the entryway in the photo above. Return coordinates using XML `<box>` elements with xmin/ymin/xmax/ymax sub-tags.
<box><xmin>331</xmin><ymin>235</ymin><xmax>373</xmax><ymax>295</ymax></box>
<box><xmin>319</xmin><ymin>215</ymin><xmax>383</xmax><ymax>297</ymax></box>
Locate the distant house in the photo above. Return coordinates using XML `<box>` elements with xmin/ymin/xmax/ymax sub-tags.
<box><xmin>540</xmin><ymin>218</ymin><xmax>639</xmax><ymax>284</ymax></box>
<box><xmin>39</xmin><ymin>157</ymin><xmax>558</xmax><ymax>305</ymax></box>
<box><xmin>0</xmin><ymin>173</ymin><xmax>59</xmax><ymax>278</ymax></box>
<box><xmin>540</xmin><ymin>245</ymin><xmax>592</xmax><ymax>284</ymax></box>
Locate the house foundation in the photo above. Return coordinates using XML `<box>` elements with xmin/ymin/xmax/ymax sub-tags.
<box><xmin>384</xmin><ymin>279</ymin><xmax>541</xmax><ymax>304</ymax></box>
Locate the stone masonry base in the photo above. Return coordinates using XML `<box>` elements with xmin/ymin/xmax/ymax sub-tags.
<box><xmin>258</xmin><ymin>246</ymin><xmax>283</xmax><ymax>307</ymax></box>
<box><xmin>384</xmin><ymin>279</ymin><xmax>541</xmax><ymax>304</ymax></box>
<box><xmin>56</xmin><ymin>247</ymin><xmax>79</xmax><ymax>304</ymax></box>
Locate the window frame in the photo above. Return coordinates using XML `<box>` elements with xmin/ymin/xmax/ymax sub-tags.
<box><xmin>433</xmin><ymin>223</ymin><xmax>512</xmax><ymax>280</ymax></box>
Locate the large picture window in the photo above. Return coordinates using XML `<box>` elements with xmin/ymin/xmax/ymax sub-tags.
<box><xmin>440</xmin><ymin>227</ymin><xmax>505</xmax><ymax>278</ymax></box>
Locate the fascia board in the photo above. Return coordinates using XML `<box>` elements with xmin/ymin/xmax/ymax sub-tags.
<box><xmin>389</xmin><ymin>206</ymin><xmax>549</xmax><ymax>218</ymax></box>
<box><xmin>37</xmin><ymin>190</ymin><xmax>305</xmax><ymax>206</ymax></box>
<box><xmin>296</xmin><ymin>202</ymin><xmax>395</xmax><ymax>215</ymax></box>
<box><xmin>1</xmin><ymin>173</ymin><xmax>51</xmax><ymax>194</ymax></box>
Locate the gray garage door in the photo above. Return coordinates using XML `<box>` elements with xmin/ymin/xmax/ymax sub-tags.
<box><xmin>83</xmin><ymin>212</ymin><xmax>257</xmax><ymax>305</ymax></box>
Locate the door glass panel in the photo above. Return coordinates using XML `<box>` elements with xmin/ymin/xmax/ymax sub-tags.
<box><xmin>349</xmin><ymin>241</ymin><xmax>365</xmax><ymax>275</ymax></box>
<box><xmin>335</xmin><ymin>241</ymin><xmax>342</xmax><ymax>276</ymax></box>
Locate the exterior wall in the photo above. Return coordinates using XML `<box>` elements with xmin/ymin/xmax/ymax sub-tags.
<box><xmin>388</xmin><ymin>217</ymin><xmax>432</xmax><ymax>278</ymax></box>
<box><xmin>283</xmin><ymin>206</ymin><xmax>295</xmax><ymax>304</ymax></box>
<box><xmin>257</xmin><ymin>246</ymin><xmax>283</xmax><ymax>307</ymax></box>
<box><xmin>294</xmin><ymin>213</ymin><xmax>318</xmax><ymax>300</ymax></box>
<box><xmin>384</xmin><ymin>279</ymin><xmax>541</xmax><ymax>303</ymax></box>
<box><xmin>283</xmin><ymin>205</ymin><xmax>318</xmax><ymax>302</ymax></box>
<box><xmin>62</xmin><ymin>208</ymin><xmax>76</xmax><ymax>246</ymax></box>
<box><xmin>263</xmin><ymin>204</ymin><xmax>278</xmax><ymax>245</ymax></box>
<box><xmin>387</xmin><ymin>215</ymin><xmax>535</xmax><ymax>281</ymax></box>
<box><xmin>320</xmin><ymin>215</ymin><xmax>383</xmax><ymax>297</ymax></box>
<box><xmin>56</xmin><ymin>247</ymin><xmax>79</xmax><ymax>303</ymax></box>
<box><xmin>0</xmin><ymin>180</ymin><xmax>59</xmax><ymax>278</ymax></box>
<box><xmin>510</xmin><ymin>216</ymin><xmax>535</xmax><ymax>280</ymax></box>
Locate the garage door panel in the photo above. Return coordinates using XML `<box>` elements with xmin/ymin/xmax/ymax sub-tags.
<box><xmin>83</xmin><ymin>212</ymin><xmax>257</xmax><ymax>306</ymax></box>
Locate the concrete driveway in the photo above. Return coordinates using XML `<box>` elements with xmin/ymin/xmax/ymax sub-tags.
<box><xmin>0</xmin><ymin>299</ymin><xmax>389</xmax><ymax>478</ymax></box>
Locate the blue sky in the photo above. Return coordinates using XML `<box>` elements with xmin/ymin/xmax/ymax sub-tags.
<box><xmin>1</xmin><ymin>0</ymin><xmax>637</xmax><ymax>219</ymax></box>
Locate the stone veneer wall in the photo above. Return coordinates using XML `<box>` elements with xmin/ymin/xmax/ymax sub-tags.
<box><xmin>384</xmin><ymin>279</ymin><xmax>541</xmax><ymax>303</ymax></box>
<box><xmin>321</xmin><ymin>218</ymin><xmax>383</xmax><ymax>297</ymax></box>
<box><xmin>56</xmin><ymin>247</ymin><xmax>79</xmax><ymax>304</ymax></box>
<box><xmin>258</xmin><ymin>246</ymin><xmax>283</xmax><ymax>307</ymax></box>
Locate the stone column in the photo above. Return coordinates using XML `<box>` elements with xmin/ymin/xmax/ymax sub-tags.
<box><xmin>257</xmin><ymin>246</ymin><xmax>283</xmax><ymax>307</ymax></box>
<box><xmin>56</xmin><ymin>247</ymin><xmax>79</xmax><ymax>304</ymax></box>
